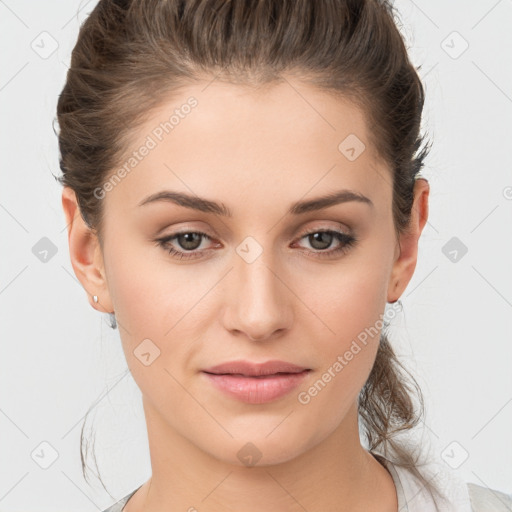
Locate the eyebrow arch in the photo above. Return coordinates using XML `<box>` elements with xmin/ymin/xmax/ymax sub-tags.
<box><xmin>138</xmin><ymin>189</ymin><xmax>373</xmax><ymax>216</ymax></box>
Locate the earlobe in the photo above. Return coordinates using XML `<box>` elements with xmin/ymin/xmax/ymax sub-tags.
<box><xmin>386</xmin><ymin>178</ymin><xmax>430</xmax><ymax>304</ymax></box>
<box><xmin>61</xmin><ymin>187</ymin><xmax>114</xmax><ymax>313</ymax></box>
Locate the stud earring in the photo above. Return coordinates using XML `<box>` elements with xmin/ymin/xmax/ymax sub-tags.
<box><xmin>93</xmin><ymin>295</ymin><xmax>98</xmax><ymax>303</ymax></box>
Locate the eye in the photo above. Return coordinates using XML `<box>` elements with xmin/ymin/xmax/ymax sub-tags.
<box><xmin>154</xmin><ymin>230</ymin><xmax>216</xmax><ymax>260</ymax></box>
<box><xmin>293</xmin><ymin>228</ymin><xmax>358</xmax><ymax>259</ymax></box>
<box><xmin>154</xmin><ymin>227</ymin><xmax>358</xmax><ymax>261</ymax></box>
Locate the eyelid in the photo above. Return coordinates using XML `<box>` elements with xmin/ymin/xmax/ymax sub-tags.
<box><xmin>156</xmin><ymin>223</ymin><xmax>218</xmax><ymax>240</ymax></box>
<box><xmin>157</xmin><ymin>220</ymin><xmax>351</xmax><ymax>242</ymax></box>
<box><xmin>296</xmin><ymin>221</ymin><xmax>351</xmax><ymax>237</ymax></box>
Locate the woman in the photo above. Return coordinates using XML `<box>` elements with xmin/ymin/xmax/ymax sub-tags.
<box><xmin>57</xmin><ymin>0</ymin><xmax>511</xmax><ymax>510</ymax></box>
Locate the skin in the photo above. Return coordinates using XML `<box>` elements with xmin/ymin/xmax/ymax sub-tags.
<box><xmin>62</xmin><ymin>76</ymin><xmax>429</xmax><ymax>512</ymax></box>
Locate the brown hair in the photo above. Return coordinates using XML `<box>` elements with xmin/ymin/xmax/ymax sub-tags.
<box><xmin>56</xmin><ymin>0</ymin><xmax>444</xmax><ymax>504</ymax></box>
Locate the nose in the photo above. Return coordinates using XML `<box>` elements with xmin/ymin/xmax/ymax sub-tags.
<box><xmin>222</xmin><ymin>250</ymin><xmax>293</xmax><ymax>342</ymax></box>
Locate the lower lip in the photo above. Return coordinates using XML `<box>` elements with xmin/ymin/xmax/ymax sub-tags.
<box><xmin>202</xmin><ymin>370</ymin><xmax>310</xmax><ymax>404</ymax></box>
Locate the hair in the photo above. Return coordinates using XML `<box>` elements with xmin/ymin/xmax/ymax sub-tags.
<box><xmin>55</xmin><ymin>0</ymin><xmax>444</xmax><ymax>505</ymax></box>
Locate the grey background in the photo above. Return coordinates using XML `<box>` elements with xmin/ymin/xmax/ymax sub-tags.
<box><xmin>1</xmin><ymin>0</ymin><xmax>511</xmax><ymax>510</ymax></box>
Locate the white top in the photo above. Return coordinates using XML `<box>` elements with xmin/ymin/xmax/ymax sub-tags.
<box><xmin>102</xmin><ymin>453</ymin><xmax>512</xmax><ymax>512</ymax></box>
<box><xmin>376</xmin><ymin>452</ymin><xmax>472</xmax><ymax>511</ymax></box>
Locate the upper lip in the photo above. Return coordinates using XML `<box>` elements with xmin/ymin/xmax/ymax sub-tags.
<box><xmin>202</xmin><ymin>360</ymin><xmax>310</xmax><ymax>377</ymax></box>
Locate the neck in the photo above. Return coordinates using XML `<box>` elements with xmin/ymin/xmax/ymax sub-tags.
<box><xmin>128</xmin><ymin>399</ymin><xmax>398</xmax><ymax>512</ymax></box>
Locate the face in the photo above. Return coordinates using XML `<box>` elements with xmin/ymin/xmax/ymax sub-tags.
<box><xmin>64</xmin><ymin>77</ymin><xmax>427</xmax><ymax>468</ymax></box>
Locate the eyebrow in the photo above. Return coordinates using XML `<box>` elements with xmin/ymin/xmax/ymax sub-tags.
<box><xmin>138</xmin><ymin>189</ymin><xmax>373</xmax><ymax>216</ymax></box>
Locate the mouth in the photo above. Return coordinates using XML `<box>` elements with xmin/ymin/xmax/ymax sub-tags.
<box><xmin>202</xmin><ymin>359</ymin><xmax>310</xmax><ymax>377</ymax></box>
<box><xmin>201</xmin><ymin>360</ymin><xmax>311</xmax><ymax>404</ymax></box>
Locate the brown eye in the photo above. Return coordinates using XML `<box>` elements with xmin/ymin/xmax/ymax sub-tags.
<box><xmin>307</xmin><ymin>231</ymin><xmax>335</xmax><ymax>250</ymax></box>
<box><xmin>155</xmin><ymin>231</ymin><xmax>214</xmax><ymax>260</ymax></box>
<box><xmin>295</xmin><ymin>229</ymin><xmax>358</xmax><ymax>259</ymax></box>
<box><xmin>175</xmin><ymin>232</ymin><xmax>203</xmax><ymax>251</ymax></box>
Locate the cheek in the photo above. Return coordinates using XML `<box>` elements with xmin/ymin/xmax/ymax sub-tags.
<box><xmin>102</xmin><ymin>235</ymin><xmax>186</xmax><ymax>364</ymax></box>
<box><xmin>298</xmin><ymin>250</ymin><xmax>389</xmax><ymax>347</ymax></box>
<box><xmin>102</xmin><ymin>235</ymin><xmax>227</xmax><ymax>395</ymax></box>
<box><xmin>292</xmin><ymin>256</ymin><xmax>389</xmax><ymax>414</ymax></box>
<box><xmin>104</xmin><ymin>229</ymin><xmax>206</xmax><ymax>334</ymax></box>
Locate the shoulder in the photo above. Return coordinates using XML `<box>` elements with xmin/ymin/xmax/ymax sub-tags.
<box><xmin>467</xmin><ymin>482</ymin><xmax>512</xmax><ymax>512</ymax></box>
<box><xmin>372</xmin><ymin>451</ymin><xmax>512</xmax><ymax>512</ymax></box>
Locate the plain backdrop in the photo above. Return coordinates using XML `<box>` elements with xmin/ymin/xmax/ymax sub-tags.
<box><xmin>1</xmin><ymin>0</ymin><xmax>511</xmax><ymax>510</ymax></box>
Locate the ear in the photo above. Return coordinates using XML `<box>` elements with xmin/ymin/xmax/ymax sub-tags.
<box><xmin>387</xmin><ymin>178</ymin><xmax>430</xmax><ymax>303</ymax></box>
<box><xmin>61</xmin><ymin>186</ymin><xmax>114</xmax><ymax>313</ymax></box>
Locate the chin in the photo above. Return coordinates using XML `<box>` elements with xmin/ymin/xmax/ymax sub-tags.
<box><xmin>211</xmin><ymin>432</ymin><xmax>311</xmax><ymax>469</ymax></box>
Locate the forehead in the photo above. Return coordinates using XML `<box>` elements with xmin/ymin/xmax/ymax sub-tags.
<box><xmin>150</xmin><ymin>78</ymin><xmax>373</xmax><ymax>156</ymax></box>
<box><xmin>104</xmin><ymin>78</ymin><xmax>392</xmax><ymax>216</ymax></box>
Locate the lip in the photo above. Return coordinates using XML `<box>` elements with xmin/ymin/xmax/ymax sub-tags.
<box><xmin>201</xmin><ymin>360</ymin><xmax>311</xmax><ymax>404</ymax></box>
<box><xmin>203</xmin><ymin>359</ymin><xmax>309</xmax><ymax>376</ymax></box>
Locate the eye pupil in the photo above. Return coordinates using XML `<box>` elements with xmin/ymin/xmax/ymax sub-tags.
<box><xmin>309</xmin><ymin>232</ymin><xmax>333</xmax><ymax>250</ymax></box>
<box><xmin>178</xmin><ymin>232</ymin><xmax>202</xmax><ymax>250</ymax></box>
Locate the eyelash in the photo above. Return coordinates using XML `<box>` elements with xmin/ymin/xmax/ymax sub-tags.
<box><xmin>154</xmin><ymin>228</ymin><xmax>358</xmax><ymax>261</ymax></box>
